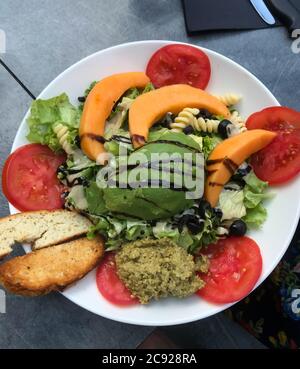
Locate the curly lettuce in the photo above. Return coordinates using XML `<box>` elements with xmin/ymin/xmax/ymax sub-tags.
<box><xmin>87</xmin><ymin>215</ymin><xmax>152</xmax><ymax>251</ymax></box>
<box><xmin>201</xmin><ymin>135</ymin><xmax>222</xmax><ymax>159</ymax></box>
<box><xmin>219</xmin><ymin>189</ymin><xmax>246</xmax><ymax>220</ymax></box>
<box><xmin>153</xmin><ymin>214</ymin><xmax>219</xmax><ymax>254</ymax></box>
<box><xmin>242</xmin><ymin>171</ymin><xmax>273</xmax><ymax>228</ymax></box>
<box><xmin>243</xmin><ymin>204</ymin><xmax>268</xmax><ymax>228</ymax></box>
<box><xmin>217</xmin><ymin>171</ymin><xmax>273</xmax><ymax>228</ymax></box>
<box><xmin>26</xmin><ymin>93</ymin><xmax>80</xmax><ymax>152</ymax></box>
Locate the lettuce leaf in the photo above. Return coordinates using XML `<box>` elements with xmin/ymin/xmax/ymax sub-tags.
<box><xmin>85</xmin><ymin>181</ymin><xmax>107</xmax><ymax>215</ymax></box>
<box><xmin>201</xmin><ymin>135</ymin><xmax>222</xmax><ymax>159</ymax></box>
<box><xmin>142</xmin><ymin>82</ymin><xmax>155</xmax><ymax>94</ymax></box>
<box><xmin>26</xmin><ymin>93</ymin><xmax>80</xmax><ymax>152</ymax></box>
<box><xmin>107</xmin><ymin>83</ymin><xmax>154</xmax><ymax>121</ymax></box>
<box><xmin>216</xmin><ymin>171</ymin><xmax>271</xmax><ymax>228</ymax></box>
<box><xmin>125</xmin><ymin>221</ymin><xmax>152</xmax><ymax>240</ymax></box>
<box><xmin>242</xmin><ymin>171</ymin><xmax>272</xmax><ymax>228</ymax></box>
<box><xmin>153</xmin><ymin>222</ymin><xmax>195</xmax><ymax>251</ymax></box>
<box><xmin>243</xmin><ymin>204</ymin><xmax>267</xmax><ymax>228</ymax></box>
<box><xmin>153</xmin><ymin>222</ymin><xmax>180</xmax><ymax>240</ymax></box>
<box><xmin>244</xmin><ymin>171</ymin><xmax>268</xmax><ymax>193</ymax></box>
<box><xmin>88</xmin><ymin>211</ymin><xmax>219</xmax><ymax>253</ymax></box>
<box><xmin>88</xmin><ymin>215</ymin><xmax>125</xmax><ymax>239</ymax></box>
<box><xmin>244</xmin><ymin>191</ymin><xmax>272</xmax><ymax>209</ymax></box>
<box><xmin>88</xmin><ymin>216</ymin><xmax>150</xmax><ymax>251</ymax></box>
<box><xmin>125</xmin><ymin>87</ymin><xmax>140</xmax><ymax>100</ymax></box>
<box><xmin>105</xmin><ymin>98</ymin><xmax>135</xmax><ymax>139</ymax></box>
<box><xmin>219</xmin><ymin>189</ymin><xmax>246</xmax><ymax>220</ymax></box>
<box><xmin>153</xmin><ymin>216</ymin><xmax>218</xmax><ymax>254</ymax></box>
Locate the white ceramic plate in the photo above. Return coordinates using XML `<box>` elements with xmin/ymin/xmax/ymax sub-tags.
<box><xmin>10</xmin><ymin>40</ymin><xmax>300</xmax><ymax>326</ymax></box>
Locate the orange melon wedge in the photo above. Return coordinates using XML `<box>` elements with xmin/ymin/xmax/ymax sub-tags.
<box><xmin>80</xmin><ymin>72</ymin><xmax>150</xmax><ymax>162</ymax></box>
<box><xmin>129</xmin><ymin>84</ymin><xmax>230</xmax><ymax>148</ymax></box>
<box><xmin>205</xmin><ymin>129</ymin><xmax>277</xmax><ymax>207</ymax></box>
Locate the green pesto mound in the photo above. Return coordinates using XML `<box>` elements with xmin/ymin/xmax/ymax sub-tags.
<box><xmin>115</xmin><ymin>238</ymin><xmax>208</xmax><ymax>304</ymax></box>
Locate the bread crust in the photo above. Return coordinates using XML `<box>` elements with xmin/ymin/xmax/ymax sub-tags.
<box><xmin>0</xmin><ymin>236</ymin><xmax>104</xmax><ymax>296</ymax></box>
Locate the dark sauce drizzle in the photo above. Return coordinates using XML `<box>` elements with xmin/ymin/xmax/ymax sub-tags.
<box><xmin>81</xmin><ymin>133</ymin><xmax>132</xmax><ymax>145</ymax></box>
<box><xmin>206</xmin><ymin>157</ymin><xmax>238</xmax><ymax>176</ymax></box>
<box><xmin>113</xmin><ymin>179</ymin><xmax>190</xmax><ymax>192</ymax></box>
<box><xmin>78</xmin><ymin>135</ymin><xmax>202</xmax><ymax>192</ymax></box>
<box><xmin>206</xmin><ymin>157</ymin><xmax>238</xmax><ymax>188</ymax></box>
<box><xmin>208</xmin><ymin>182</ymin><xmax>224</xmax><ymax>187</ymax></box>
<box><xmin>81</xmin><ymin>134</ymin><xmax>201</xmax><ymax>154</ymax></box>
<box><xmin>115</xmin><ymin>161</ymin><xmax>197</xmax><ymax>178</ymax></box>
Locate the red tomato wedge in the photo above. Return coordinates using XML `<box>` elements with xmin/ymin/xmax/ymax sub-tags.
<box><xmin>2</xmin><ymin>144</ymin><xmax>66</xmax><ymax>211</ymax></box>
<box><xmin>197</xmin><ymin>237</ymin><xmax>262</xmax><ymax>304</ymax></box>
<box><xmin>96</xmin><ymin>253</ymin><xmax>139</xmax><ymax>306</ymax></box>
<box><xmin>146</xmin><ymin>44</ymin><xmax>211</xmax><ymax>89</ymax></box>
<box><xmin>246</xmin><ymin>107</ymin><xmax>300</xmax><ymax>184</ymax></box>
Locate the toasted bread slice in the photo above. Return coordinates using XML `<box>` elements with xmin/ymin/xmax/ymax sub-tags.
<box><xmin>0</xmin><ymin>236</ymin><xmax>104</xmax><ymax>296</ymax></box>
<box><xmin>0</xmin><ymin>210</ymin><xmax>92</xmax><ymax>259</ymax></box>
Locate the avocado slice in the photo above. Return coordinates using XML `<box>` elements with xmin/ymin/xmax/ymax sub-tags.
<box><xmin>103</xmin><ymin>187</ymin><xmax>193</xmax><ymax>220</ymax></box>
<box><xmin>101</xmin><ymin>131</ymin><xmax>204</xmax><ymax>220</ymax></box>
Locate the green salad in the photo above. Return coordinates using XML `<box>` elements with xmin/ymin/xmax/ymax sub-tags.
<box><xmin>25</xmin><ymin>81</ymin><xmax>273</xmax><ymax>255</ymax></box>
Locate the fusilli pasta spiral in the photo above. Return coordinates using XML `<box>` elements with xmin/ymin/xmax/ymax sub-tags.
<box><xmin>229</xmin><ymin>111</ymin><xmax>247</xmax><ymax>135</ymax></box>
<box><xmin>170</xmin><ymin>106</ymin><xmax>247</xmax><ymax>137</ymax></box>
<box><xmin>214</xmin><ymin>93</ymin><xmax>241</xmax><ymax>106</ymax></box>
<box><xmin>193</xmin><ymin>117</ymin><xmax>220</xmax><ymax>133</ymax></box>
<box><xmin>53</xmin><ymin>123</ymin><xmax>74</xmax><ymax>155</ymax></box>
<box><xmin>170</xmin><ymin>107</ymin><xmax>220</xmax><ymax>133</ymax></box>
<box><xmin>170</xmin><ymin>108</ymin><xmax>199</xmax><ymax>132</ymax></box>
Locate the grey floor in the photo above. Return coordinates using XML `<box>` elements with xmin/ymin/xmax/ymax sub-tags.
<box><xmin>1</xmin><ymin>0</ymin><xmax>298</xmax><ymax>348</ymax></box>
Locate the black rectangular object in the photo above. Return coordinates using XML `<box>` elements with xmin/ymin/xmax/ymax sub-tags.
<box><xmin>182</xmin><ymin>0</ymin><xmax>282</xmax><ymax>33</ymax></box>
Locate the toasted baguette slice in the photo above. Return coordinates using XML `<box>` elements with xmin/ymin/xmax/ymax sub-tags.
<box><xmin>0</xmin><ymin>210</ymin><xmax>92</xmax><ymax>259</ymax></box>
<box><xmin>0</xmin><ymin>236</ymin><xmax>104</xmax><ymax>296</ymax></box>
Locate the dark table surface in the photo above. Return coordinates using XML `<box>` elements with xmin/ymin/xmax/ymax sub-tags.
<box><xmin>0</xmin><ymin>0</ymin><xmax>299</xmax><ymax>349</ymax></box>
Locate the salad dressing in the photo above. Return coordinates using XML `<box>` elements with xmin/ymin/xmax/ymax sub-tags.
<box><xmin>206</xmin><ymin>157</ymin><xmax>238</xmax><ymax>176</ymax></box>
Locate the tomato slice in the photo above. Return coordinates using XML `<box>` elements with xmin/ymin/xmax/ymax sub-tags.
<box><xmin>197</xmin><ymin>237</ymin><xmax>262</xmax><ymax>304</ymax></box>
<box><xmin>2</xmin><ymin>144</ymin><xmax>66</xmax><ymax>211</ymax></box>
<box><xmin>96</xmin><ymin>253</ymin><xmax>139</xmax><ymax>306</ymax></box>
<box><xmin>146</xmin><ymin>44</ymin><xmax>211</xmax><ymax>89</ymax></box>
<box><xmin>246</xmin><ymin>107</ymin><xmax>300</xmax><ymax>184</ymax></box>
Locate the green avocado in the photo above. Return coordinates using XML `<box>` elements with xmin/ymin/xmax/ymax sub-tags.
<box><xmin>103</xmin><ymin>131</ymin><xmax>204</xmax><ymax>220</ymax></box>
<box><xmin>100</xmin><ymin>131</ymin><xmax>204</xmax><ymax>220</ymax></box>
<box><xmin>103</xmin><ymin>187</ymin><xmax>193</xmax><ymax>220</ymax></box>
<box><xmin>148</xmin><ymin>130</ymin><xmax>202</xmax><ymax>150</ymax></box>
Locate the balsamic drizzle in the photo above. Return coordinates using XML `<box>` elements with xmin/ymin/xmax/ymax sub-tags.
<box><xmin>206</xmin><ymin>157</ymin><xmax>238</xmax><ymax>176</ymax></box>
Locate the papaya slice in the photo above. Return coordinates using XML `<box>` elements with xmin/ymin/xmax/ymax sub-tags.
<box><xmin>204</xmin><ymin>129</ymin><xmax>277</xmax><ymax>207</ymax></box>
<box><xmin>80</xmin><ymin>72</ymin><xmax>150</xmax><ymax>162</ymax></box>
<box><xmin>129</xmin><ymin>84</ymin><xmax>230</xmax><ymax>148</ymax></box>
